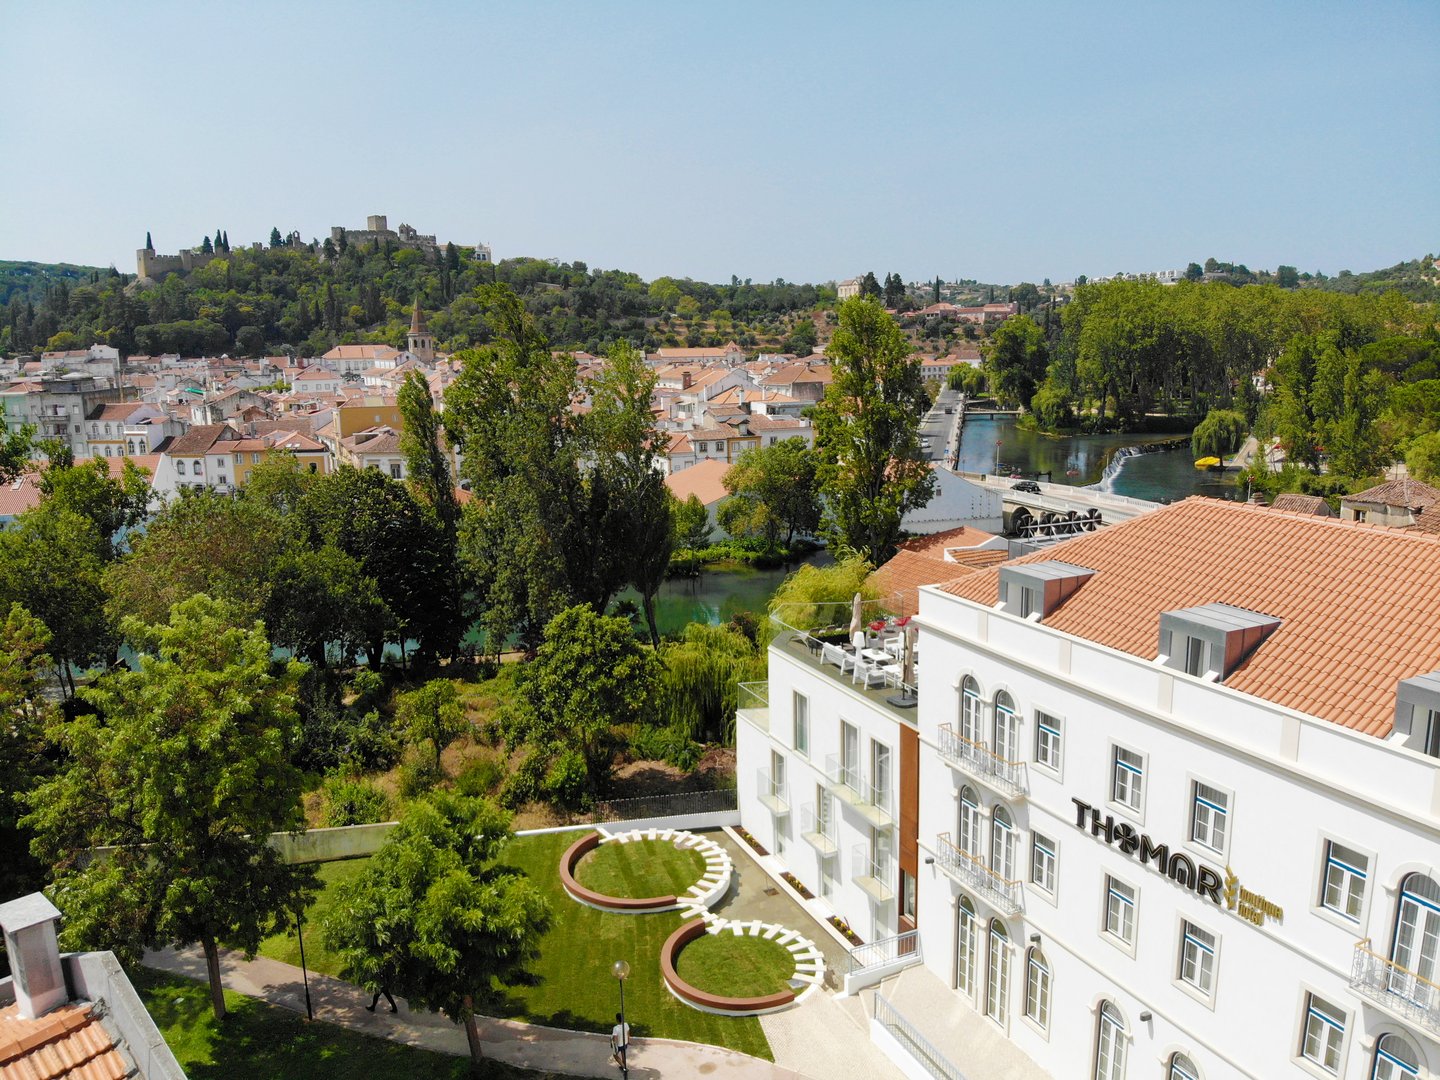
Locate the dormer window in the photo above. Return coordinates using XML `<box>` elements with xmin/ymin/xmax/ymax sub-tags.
<box><xmin>998</xmin><ymin>561</ymin><xmax>1095</xmax><ymax>620</ymax></box>
<box><xmin>1158</xmin><ymin>603</ymin><xmax>1281</xmax><ymax>682</ymax></box>
<box><xmin>1394</xmin><ymin>672</ymin><xmax>1440</xmax><ymax>758</ymax></box>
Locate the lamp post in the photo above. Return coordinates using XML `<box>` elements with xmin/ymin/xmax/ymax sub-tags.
<box><xmin>296</xmin><ymin>905</ymin><xmax>314</xmax><ymax>1021</ymax></box>
<box><xmin>611</xmin><ymin>959</ymin><xmax>630</xmax><ymax>1076</ymax></box>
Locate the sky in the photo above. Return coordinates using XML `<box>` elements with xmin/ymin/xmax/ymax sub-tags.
<box><xmin>2</xmin><ymin>1</ymin><xmax>1436</xmax><ymax>286</ymax></box>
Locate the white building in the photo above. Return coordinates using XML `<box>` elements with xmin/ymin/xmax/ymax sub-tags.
<box><xmin>738</xmin><ymin>497</ymin><xmax>1440</xmax><ymax>1080</ymax></box>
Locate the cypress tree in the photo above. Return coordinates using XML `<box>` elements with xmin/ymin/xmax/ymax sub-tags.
<box><xmin>222</xmin><ymin>230</ymin><xmax>230</xmax><ymax>252</ymax></box>
<box><xmin>214</xmin><ymin>229</ymin><xmax>223</xmax><ymax>252</ymax></box>
<box><xmin>201</xmin><ymin>235</ymin><xmax>214</xmax><ymax>254</ymax></box>
<box><xmin>145</xmin><ymin>231</ymin><xmax>154</xmax><ymax>253</ymax></box>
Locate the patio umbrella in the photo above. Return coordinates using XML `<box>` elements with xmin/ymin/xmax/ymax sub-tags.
<box><xmin>901</xmin><ymin>623</ymin><xmax>918</xmax><ymax>688</ymax></box>
<box><xmin>849</xmin><ymin>593</ymin><xmax>864</xmax><ymax>639</ymax></box>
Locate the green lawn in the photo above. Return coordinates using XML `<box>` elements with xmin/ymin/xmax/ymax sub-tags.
<box><xmin>574</xmin><ymin>837</ymin><xmax>706</xmax><ymax>898</ymax></box>
<box><xmin>134</xmin><ymin>967</ymin><xmax>556</xmax><ymax>1079</ymax></box>
<box><xmin>255</xmin><ymin>831</ymin><xmax>771</xmax><ymax>1061</ymax></box>
<box><xmin>676</xmin><ymin>933</ymin><xmax>797</xmax><ymax>998</ymax></box>
<box><xmin>493</xmin><ymin>831</ymin><xmax>771</xmax><ymax>1060</ymax></box>
<box><xmin>258</xmin><ymin>858</ymin><xmax>371</xmax><ymax>975</ymax></box>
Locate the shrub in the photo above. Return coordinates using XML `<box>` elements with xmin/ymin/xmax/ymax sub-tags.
<box><xmin>767</xmin><ymin>554</ymin><xmax>885</xmax><ymax>633</ymax></box>
<box><xmin>628</xmin><ymin>723</ymin><xmax>703</xmax><ymax>772</ymax></box>
<box><xmin>321</xmin><ymin>776</ymin><xmax>391</xmax><ymax>827</ymax></box>
<box><xmin>397</xmin><ymin>757</ymin><xmax>442</xmax><ymax>799</ymax></box>
<box><xmin>454</xmin><ymin>756</ymin><xmax>506</xmax><ymax>798</ymax></box>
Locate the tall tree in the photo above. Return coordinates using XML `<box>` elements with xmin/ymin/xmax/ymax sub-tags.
<box><xmin>883</xmin><ymin>272</ymin><xmax>905</xmax><ymax>309</ymax></box>
<box><xmin>0</xmin><ymin>604</ymin><xmax>56</xmax><ymax>900</ymax></box>
<box><xmin>323</xmin><ymin>793</ymin><xmax>549</xmax><ymax>1069</ymax></box>
<box><xmin>719</xmin><ymin>437</ymin><xmax>820</xmax><ymax>550</ymax></box>
<box><xmin>144</xmin><ymin>231</ymin><xmax>154</xmax><ymax>253</ymax></box>
<box><xmin>0</xmin><ymin>424</ymin><xmax>33</xmax><ymax>485</ymax></box>
<box><xmin>984</xmin><ymin>314</ymin><xmax>1049</xmax><ymax>409</ymax></box>
<box><xmin>200</xmin><ymin>235</ymin><xmax>213</xmax><ymax>254</ymax></box>
<box><xmin>39</xmin><ymin>456</ymin><xmax>152</xmax><ymax>560</ymax></box>
<box><xmin>396</xmin><ymin>679</ymin><xmax>466</xmax><ymax>771</ymax></box>
<box><xmin>1191</xmin><ymin>408</ymin><xmax>1248</xmax><ymax>460</ymax></box>
<box><xmin>932</xmin><ymin>276</ymin><xmax>942</xmax><ymax>304</ymax></box>
<box><xmin>399</xmin><ymin>370</ymin><xmax>459</xmax><ymax>536</ymax></box>
<box><xmin>24</xmin><ymin>595</ymin><xmax>314</xmax><ymax>1020</ymax></box>
<box><xmin>269</xmin><ymin>226</ymin><xmax>283</xmax><ymax>248</ymax></box>
<box><xmin>445</xmin><ymin>286</ymin><xmax>585</xmax><ymax>653</ymax></box>
<box><xmin>860</xmin><ymin>271</ymin><xmax>882</xmax><ymax>299</ymax></box>
<box><xmin>813</xmin><ymin>297</ymin><xmax>935</xmax><ymax>564</ymax></box>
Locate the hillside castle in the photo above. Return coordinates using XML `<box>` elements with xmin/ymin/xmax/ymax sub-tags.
<box><xmin>136</xmin><ymin>215</ymin><xmax>493</xmax><ymax>280</ymax></box>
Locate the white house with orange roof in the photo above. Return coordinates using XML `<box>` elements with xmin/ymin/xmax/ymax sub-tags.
<box><xmin>739</xmin><ymin>497</ymin><xmax>1440</xmax><ymax>1080</ymax></box>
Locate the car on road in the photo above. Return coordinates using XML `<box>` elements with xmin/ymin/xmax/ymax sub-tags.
<box><xmin>1010</xmin><ymin>479</ymin><xmax>1042</xmax><ymax>494</ymax></box>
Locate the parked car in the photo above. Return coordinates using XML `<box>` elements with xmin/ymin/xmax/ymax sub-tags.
<box><xmin>1011</xmin><ymin>479</ymin><xmax>1042</xmax><ymax>494</ymax></box>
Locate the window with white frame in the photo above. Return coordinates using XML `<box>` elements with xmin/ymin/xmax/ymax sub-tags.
<box><xmin>956</xmin><ymin>897</ymin><xmax>977</xmax><ymax>995</ymax></box>
<box><xmin>958</xmin><ymin>786</ymin><xmax>982</xmax><ymax>857</ymax></box>
<box><xmin>176</xmin><ymin>460</ymin><xmax>186</xmax><ymax>475</ymax></box>
<box><xmin>696</xmin><ymin>441</ymin><xmax>708</xmax><ymax>452</ymax></box>
<box><xmin>1030</xmin><ymin>831</ymin><xmax>1056</xmax><ymax>894</ymax></box>
<box><xmin>1093</xmin><ymin>1001</ymin><xmax>1127</xmax><ymax>1080</ymax></box>
<box><xmin>961</xmin><ymin>677</ymin><xmax>983</xmax><ymax>744</ymax></box>
<box><xmin>1111</xmin><ymin>745</ymin><xmax>1143</xmax><ymax>812</ymax></box>
<box><xmin>1178</xmin><ymin>921</ymin><xmax>1216</xmax><ymax>997</ymax></box>
<box><xmin>1372</xmin><ymin>1033</ymin><xmax>1420</xmax><ymax>1080</ymax></box>
<box><xmin>994</xmin><ymin>692</ymin><xmax>1019</xmax><ymax>763</ymax></box>
<box><xmin>986</xmin><ymin>919</ymin><xmax>1009</xmax><ymax>1025</ymax></box>
<box><xmin>1034</xmin><ymin>711</ymin><xmax>1062</xmax><ymax>772</ymax></box>
<box><xmin>1104</xmin><ymin>876</ymin><xmax>1136</xmax><ymax>946</ymax></box>
<box><xmin>1168</xmin><ymin>1053</ymin><xmax>1200</xmax><ymax>1080</ymax></box>
<box><xmin>1024</xmin><ymin>948</ymin><xmax>1050</xmax><ymax>1031</ymax></box>
<box><xmin>1319</xmin><ymin>840</ymin><xmax>1367</xmax><ymax>922</ymax></box>
<box><xmin>1190</xmin><ymin>781</ymin><xmax>1228</xmax><ymax>852</ymax></box>
<box><xmin>793</xmin><ymin>692</ymin><xmax>809</xmax><ymax>757</ymax></box>
<box><xmin>1299</xmin><ymin>993</ymin><xmax>1346</xmax><ymax>1074</ymax></box>
<box><xmin>991</xmin><ymin>805</ymin><xmax>1016</xmax><ymax>882</ymax></box>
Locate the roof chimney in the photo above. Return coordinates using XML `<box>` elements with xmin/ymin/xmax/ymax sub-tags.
<box><xmin>0</xmin><ymin>893</ymin><xmax>67</xmax><ymax>1019</ymax></box>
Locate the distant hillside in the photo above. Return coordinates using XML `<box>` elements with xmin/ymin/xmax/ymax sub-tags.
<box><xmin>0</xmin><ymin>245</ymin><xmax>828</xmax><ymax>359</ymax></box>
<box><xmin>1309</xmin><ymin>255</ymin><xmax>1440</xmax><ymax>303</ymax></box>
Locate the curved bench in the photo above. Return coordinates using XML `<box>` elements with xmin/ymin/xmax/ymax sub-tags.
<box><xmin>660</xmin><ymin>918</ymin><xmax>797</xmax><ymax>1015</ymax></box>
<box><xmin>559</xmin><ymin>831</ymin><xmax>679</xmax><ymax>912</ymax></box>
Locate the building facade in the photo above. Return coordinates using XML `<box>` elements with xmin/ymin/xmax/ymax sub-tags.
<box><xmin>738</xmin><ymin>499</ymin><xmax>1440</xmax><ymax>1080</ymax></box>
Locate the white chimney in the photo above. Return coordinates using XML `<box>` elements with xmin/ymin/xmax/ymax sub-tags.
<box><xmin>0</xmin><ymin>893</ymin><xmax>67</xmax><ymax>1019</ymax></box>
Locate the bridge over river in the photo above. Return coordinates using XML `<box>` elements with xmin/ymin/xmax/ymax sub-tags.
<box><xmin>957</xmin><ymin>472</ymin><xmax>1162</xmax><ymax>539</ymax></box>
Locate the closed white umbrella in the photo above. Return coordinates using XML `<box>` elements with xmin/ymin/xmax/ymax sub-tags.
<box><xmin>849</xmin><ymin>593</ymin><xmax>864</xmax><ymax>639</ymax></box>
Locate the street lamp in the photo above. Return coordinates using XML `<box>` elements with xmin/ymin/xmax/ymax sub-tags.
<box><xmin>295</xmin><ymin>905</ymin><xmax>314</xmax><ymax>1020</ymax></box>
<box><xmin>611</xmin><ymin>959</ymin><xmax>630</xmax><ymax>1077</ymax></box>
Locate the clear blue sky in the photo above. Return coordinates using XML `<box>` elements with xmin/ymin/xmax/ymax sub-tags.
<box><xmin>2</xmin><ymin>1</ymin><xmax>1435</xmax><ymax>285</ymax></box>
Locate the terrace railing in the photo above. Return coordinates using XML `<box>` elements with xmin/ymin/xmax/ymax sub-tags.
<box><xmin>873</xmin><ymin>993</ymin><xmax>969</xmax><ymax>1080</ymax></box>
<box><xmin>934</xmin><ymin>833</ymin><xmax>1023</xmax><ymax>916</ymax></box>
<box><xmin>936</xmin><ymin>724</ymin><xmax>1028</xmax><ymax>798</ymax></box>
<box><xmin>1351</xmin><ymin>939</ymin><xmax>1440</xmax><ymax>1035</ymax></box>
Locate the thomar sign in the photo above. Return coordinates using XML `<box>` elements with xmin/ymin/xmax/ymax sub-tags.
<box><xmin>1071</xmin><ymin>798</ymin><xmax>1224</xmax><ymax>904</ymax></box>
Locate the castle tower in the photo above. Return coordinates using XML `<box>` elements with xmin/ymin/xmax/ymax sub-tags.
<box><xmin>408</xmin><ymin>298</ymin><xmax>434</xmax><ymax>363</ymax></box>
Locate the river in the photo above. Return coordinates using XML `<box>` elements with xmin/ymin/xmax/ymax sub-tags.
<box><xmin>954</xmin><ymin>415</ymin><xmax>1242</xmax><ymax>504</ymax></box>
<box><xmin>617</xmin><ymin>554</ymin><xmax>832</xmax><ymax>639</ymax></box>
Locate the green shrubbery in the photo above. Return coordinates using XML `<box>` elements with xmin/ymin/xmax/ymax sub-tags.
<box><xmin>320</xmin><ymin>776</ymin><xmax>391</xmax><ymax>827</ymax></box>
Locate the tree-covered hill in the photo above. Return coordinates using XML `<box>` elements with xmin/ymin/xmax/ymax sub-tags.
<box><xmin>0</xmin><ymin>243</ymin><xmax>830</xmax><ymax>359</ymax></box>
<box><xmin>1309</xmin><ymin>255</ymin><xmax>1440</xmax><ymax>303</ymax></box>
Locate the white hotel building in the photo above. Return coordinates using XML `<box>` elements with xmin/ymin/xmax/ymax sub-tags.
<box><xmin>737</xmin><ymin>498</ymin><xmax>1440</xmax><ymax>1080</ymax></box>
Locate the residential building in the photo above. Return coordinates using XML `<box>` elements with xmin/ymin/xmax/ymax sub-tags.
<box><xmin>0</xmin><ymin>892</ymin><xmax>185</xmax><ymax>1078</ymax></box>
<box><xmin>337</xmin><ymin>425</ymin><xmax>408</xmax><ymax>478</ymax></box>
<box><xmin>663</xmin><ymin>458</ymin><xmax>732</xmax><ymax>533</ymax></box>
<box><xmin>1340</xmin><ymin>477</ymin><xmax>1440</xmax><ymax>528</ymax></box>
<box><xmin>838</xmin><ymin>278</ymin><xmax>862</xmax><ymax>300</ymax></box>
<box><xmin>649</xmin><ymin>342</ymin><xmax>747</xmax><ymax>367</ymax></box>
<box><xmin>739</xmin><ymin>498</ymin><xmax>1440</xmax><ymax>1080</ymax></box>
<box><xmin>85</xmin><ymin>401</ymin><xmax>167</xmax><ymax>458</ymax></box>
<box><xmin>0</xmin><ymin>375</ymin><xmax>123</xmax><ymax>461</ymax></box>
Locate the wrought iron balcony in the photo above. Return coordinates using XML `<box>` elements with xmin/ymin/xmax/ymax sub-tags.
<box><xmin>936</xmin><ymin>724</ymin><xmax>1028</xmax><ymax>798</ymax></box>
<box><xmin>1351</xmin><ymin>939</ymin><xmax>1440</xmax><ymax>1035</ymax></box>
<box><xmin>800</xmin><ymin>803</ymin><xmax>838</xmax><ymax>857</ymax></box>
<box><xmin>852</xmin><ymin>843</ymin><xmax>895</xmax><ymax>903</ymax></box>
<box><xmin>756</xmin><ymin>767</ymin><xmax>789</xmax><ymax>816</ymax></box>
<box><xmin>934</xmin><ymin>832</ymin><xmax>1023</xmax><ymax>916</ymax></box>
<box><xmin>824</xmin><ymin>754</ymin><xmax>894</xmax><ymax>828</ymax></box>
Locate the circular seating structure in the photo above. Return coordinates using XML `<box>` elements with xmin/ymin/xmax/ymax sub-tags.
<box><xmin>559</xmin><ymin>827</ymin><xmax>733</xmax><ymax>914</ymax></box>
<box><xmin>660</xmin><ymin>915</ymin><xmax>826</xmax><ymax>1016</ymax></box>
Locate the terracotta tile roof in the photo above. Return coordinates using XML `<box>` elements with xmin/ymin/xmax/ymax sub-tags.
<box><xmin>321</xmin><ymin>344</ymin><xmax>400</xmax><ymax>362</ymax></box>
<box><xmin>664</xmin><ymin>457</ymin><xmax>731</xmax><ymax>505</ymax></box>
<box><xmin>164</xmin><ymin>423</ymin><xmax>236</xmax><ymax>456</ymax></box>
<box><xmin>943</xmin><ymin>548</ymin><xmax>1011</xmax><ymax>570</ymax></box>
<box><xmin>1269</xmin><ymin>493</ymin><xmax>1334</xmax><ymax>516</ymax></box>
<box><xmin>0</xmin><ymin>473</ymin><xmax>44</xmax><ymax>518</ymax></box>
<box><xmin>899</xmin><ymin>525</ymin><xmax>998</xmax><ymax>556</ymax></box>
<box><xmin>1416</xmin><ymin>504</ymin><xmax>1440</xmax><ymax>535</ymax></box>
<box><xmin>106</xmin><ymin>455</ymin><xmax>158</xmax><ymax>478</ymax></box>
<box><xmin>85</xmin><ymin>402</ymin><xmax>149</xmax><ymax>422</ymax></box>
<box><xmin>937</xmin><ymin>497</ymin><xmax>1440</xmax><ymax>738</ymax></box>
<box><xmin>0</xmin><ymin>1002</ymin><xmax>128</xmax><ymax>1079</ymax></box>
<box><xmin>1344</xmin><ymin>476</ymin><xmax>1440</xmax><ymax>509</ymax></box>
<box><xmin>871</xmin><ymin>549</ymin><xmax>978</xmax><ymax>617</ymax></box>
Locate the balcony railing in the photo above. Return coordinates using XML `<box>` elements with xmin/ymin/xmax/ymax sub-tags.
<box><xmin>874</xmin><ymin>994</ymin><xmax>969</xmax><ymax>1080</ymax></box>
<box><xmin>800</xmin><ymin>803</ymin><xmax>838</xmax><ymax>856</ymax></box>
<box><xmin>1351</xmin><ymin>939</ymin><xmax>1440</xmax><ymax>1035</ymax></box>
<box><xmin>936</xmin><ymin>724</ymin><xmax>1028</xmax><ymax>798</ymax></box>
<box><xmin>736</xmin><ymin>681</ymin><xmax>769</xmax><ymax>733</ymax></box>
<box><xmin>852</xmin><ymin>843</ymin><xmax>895</xmax><ymax>903</ymax></box>
<box><xmin>847</xmin><ymin>929</ymin><xmax>922</xmax><ymax>975</ymax></box>
<box><xmin>934</xmin><ymin>833</ymin><xmax>1023</xmax><ymax>916</ymax></box>
<box><xmin>824</xmin><ymin>754</ymin><xmax>893</xmax><ymax>827</ymax></box>
<box><xmin>756</xmin><ymin>768</ymin><xmax>789</xmax><ymax>816</ymax></box>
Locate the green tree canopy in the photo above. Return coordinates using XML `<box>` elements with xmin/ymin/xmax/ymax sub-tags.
<box><xmin>0</xmin><ymin>604</ymin><xmax>56</xmax><ymax>899</ymax></box>
<box><xmin>720</xmin><ymin>437</ymin><xmax>820</xmax><ymax>550</ymax></box>
<box><xmin>813</xmin><ymin>297</ymin><xmax>934</xmax><ymax>564</ymax></box>
<box><xmin>396</xmin><ymin>679</ymin><xmax>467</xmax><ymax>771</ymax></box>
<box><xmin>24</xmin><ymin>594</ymin><xmax>313</xmax><ymax>1020</ymax></box>
<box><xmin>322</xmin><ymin>792</ymin><xmax>549</xmax><ymax>1068</ymax></box>
<box><xmin>672</xmin><ymin>492</ymin><xmax>713</xmax><ymax>551</ymax></box>
<box><xmin>1191</xmin><ymin>408</ymin><xmax>1248</xmax><ymax>460</ymax></box>
<box><xmin>984</xmin><ymin>314</ymin><xmax>1049</xmax><ymax>409</ymax></box>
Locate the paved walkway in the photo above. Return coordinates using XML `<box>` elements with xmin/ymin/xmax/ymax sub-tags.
<box><xmin>145</xmin><ymin>945</ymin><xmax>813</xmax><ymax>1079</ymax></box>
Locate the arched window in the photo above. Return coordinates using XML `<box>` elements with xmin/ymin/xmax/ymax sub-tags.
<box><xmin>1391</xmin><ymin>873</ymin><xmax>1440</xmax><ymax>994</ymax></box>
<box><xmin>176</xmin><ymin>460</ymin><xmax>186</xmax><ymax>476</ymax></box>
<box><xmin>1168</xmin><ymin>1052</ymin><xmax>1199</xmax><ymax>1080</ymax></box>
<box><xmin>1093</xmin><ymin>1001</ymin><xmax>1126</xmax><ymax>1080</ymax></box>
<box><xmin>958</xmin><ymin>786</ymin><xmax>982</xmax><ymax>857</ymax></box>
<box><xmin>961</xmin><ymin>677</ymin><xmax>983</xmax><ymax>745</ymax></box>
<box><xmin>1023</xmin><ymin>947</ymin><xmax>1050</xmax><ymax>1030</ymax></box>
<box><xmin>1372</xmin><ymin>1033</ymin><xmax>1420</xmax><ymax>1079</ymax></box>
<box><xmin>991</xmin><ymin>804</ymin><xmax>1016</xmax><ymax>882</ymax></box>
<box><xmin>956</xmin><ymin>896</ymin><xmax>977</xmax><ymax>995</ymax></box>
<box><xmin>104</xmin><ymin>422</ymin><xmax>111</xmax><ymax>435</ymax></box>
<box><xmin>994</xmin><ymin>691</ymin><xmax>1019</xmax><ymax>763</ymax></box>
<box><xmin>104</xmin><ymin>446</ymin><xmax>112</xmax><ymax>457</ymax></box>
<box><xmin>986</xmin><ymin>920</ymin><xmax>1010</xmax><ymax>1024</ymax></box>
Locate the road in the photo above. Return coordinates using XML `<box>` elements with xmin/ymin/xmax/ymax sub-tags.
<box><xmin>919</xmin><ymin>387</ymin><xmax>962</xmax><ymax>463</ymax></box>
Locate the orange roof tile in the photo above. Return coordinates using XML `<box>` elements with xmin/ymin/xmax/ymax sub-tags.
<box><xmin>937</xmin><ymin>497</ymin><xmax>1440</xmax><ymax>738</ymax></box>
<box><xmin>899</xmin><ymin>525</ymin><xmax>999</xmax><ymax>556</ymax></box>
<box><xmin>1344</xmin><ymin>476</ymin><xmax>1440</xmax><ymax>509</ymax></box>
<box><xmin>0</xmin><ymin>1003</ymin><xmax>128</xmax><ymax>1080</ymax></box>
<box><xmin>1270</xmin><ymin>493</ymin><xmax>1334</xmax><ymax>516</ymax></box>
<box><xmin>871</xmin><ymin>549</ymin><xmax>978</xmax><ymax>617</ymax></box>
<box><xmin>664</xmin><ymin>458</ymin><xmax>731</xmax><ymax>506</ymax></box>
